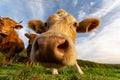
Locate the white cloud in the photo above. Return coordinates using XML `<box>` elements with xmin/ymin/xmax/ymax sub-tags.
<box><xmin>73</xmin><ymin>0</ymin><xmax>78</xmax><ymax>7</ymax></box>
<box><xmin>76</xmin><ymin>17</ymin><xmax>120</xmax><ymax>64</ymax></box>
<box><xmin>90</xmin><ymin>2</ymin><xmax>95</xmax><ymax>6</ymax></box>
<box><xmin>27</xmin><ymin>0</ymin><xmax>44</xmax><ymax>19</ymax></box>
<box><xmin>89</xmin><ymin>0</ymin><xmax>120</xmax><ymax>18</ymax></box>
<box><xmin>78</xmin><ymin>10</ymin><xmax>86</xmax><ymax>20</ymax></box>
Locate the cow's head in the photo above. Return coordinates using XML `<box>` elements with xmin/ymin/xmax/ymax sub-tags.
<box><xmin>0</xmin><ymin>16</ymin><xmax>23</xmax><ymax>37</ymax></box>
<box><xmin>25</xmin><ymin>33</ymin><xmax>37</xmax><ymax>46</ymax></box>
<box><xmin>28</xmin><ymin>9</ymin><xmax>101</xmax><ymax>68</ymax></box>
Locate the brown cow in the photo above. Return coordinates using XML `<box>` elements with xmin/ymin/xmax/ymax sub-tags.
<box><xmin>12</xmin><ymin>54</ymin><xmax>28</xmax><ymax>64</ymax></box>
<box><xmin>24</xmin><ymin>33</ymin><xmax>37</xmax><ymax>67</ymax></box>
<box><xmin>28</xmin><ymin>9</ymin><xmax>101</xmax><ymax>74</ymax></box>
<box><xmin>0</xmin><ymin>16</ymin><xmax>24</xmax><ymax>67</ymax></box>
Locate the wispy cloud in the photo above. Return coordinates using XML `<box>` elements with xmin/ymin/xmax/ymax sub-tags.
<box><xmin>78</xmin><ymin>10</ymin><xmax>87</xmax><ymax>21</ymax></box>
<box><xmin>89</xmin><ymin>0</ymin><xmax>120</xmax><ymax>18</ymax></box>
<box><xmin>27</xmin><ymin>0</ymin><xmax>45</xmax><ymax>19</ymax></box>
<box><xmin>90</xmin><ymin>2</ymin><xmax>95</xmax><ymax>6</ymax></box>
<box><xmin>76</xmin><ymin>0</ymin><xmax>120</xmax><ymax>63</ymax></box>
<box><xmin>73</xmin><ymin>0</ymin><xmax>78</xmax><ymax>7</ymax></box>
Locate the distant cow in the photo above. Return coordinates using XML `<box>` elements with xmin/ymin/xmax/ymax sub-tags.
<box><xmin>28</xmin><ymin>9</ymin><xmax>101</xmax><ymax>74</ymax></box>
<box><xmin>12</xmin><ymin>54</ymin><xmax>28</xmax><ymax>64</ymax></box>
<box><xmin>0</xmin><ymin>16</ymin><xmax>24</xmax><ymax>67</ymax></box>
<box><xmin>24</xmin><ymin>33</ymin><xmax>37</xmax><ymax>67</ymax></box>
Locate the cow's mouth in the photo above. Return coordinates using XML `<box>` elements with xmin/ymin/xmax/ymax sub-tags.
<box><xmin>0</xmin><ymin>32</ymin><xmax>8</xmax><ymax>37</ymax></box>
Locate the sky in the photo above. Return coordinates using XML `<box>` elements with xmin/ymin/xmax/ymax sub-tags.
<box><xmin>0</xmin><ymin>0</ymin><xmax>120</xmax><ymax>64</ymax></box>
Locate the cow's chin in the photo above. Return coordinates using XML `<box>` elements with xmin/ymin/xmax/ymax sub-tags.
<box><xmin>40</xmin><ymin>62</ymin><xmax>65</xmax><ymax>68</ymax></box>
<box><xmin>34</xmin><ymin>57</ymin><xmax>76</xmax><ymax>68</ymax></box>
<box><xmin>30</xmin><ymin>55</ymin><xmax>65</xmax><ymax>68</ymax></box>
<box><xmin>39</xmin><ymin>56</ymin><xmax>76</xmax><ymax>68</ymax></box>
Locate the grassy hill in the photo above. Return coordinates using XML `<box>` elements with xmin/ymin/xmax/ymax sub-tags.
<box><xmin>0</xmin><ymin>59</ymin><xmax>119</xmax><ymax>80</ymax></box>
<box><xmin>77</xmin><ymin>59</ymin><xmax>120</xmax><ymax>69</ymax></box>
<box><xmin>0</xmin><ymin>51</ymin><xmax>120</xmax><ymax>80</ymax></box>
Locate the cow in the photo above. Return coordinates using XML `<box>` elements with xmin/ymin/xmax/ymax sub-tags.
<box><xmin>11</xmin><ymin>54</ymin><xmax>28</xmax><ymax>64</ymax></box>
<box><xmin>24</xmin><ymin>33</ymin><xmax>37</xmax><ymax>67</ymax></box>
<box><xmin>0</xmin><ymin>16</ymin><xmax>24</xmax><ymax>67</ymax></box>
<box><xmin>28</xmin><ymin>9</ymin><xmax>101</xmax><ymax>74</ymax></box>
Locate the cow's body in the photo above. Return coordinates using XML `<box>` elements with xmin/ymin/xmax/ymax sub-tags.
<box><xmin>0</xmin><ymin>16</ymin><xmax>24</xmax><ymax>67</ymax></box>
<box><xmin>28</xmin><ymin>9</ymin><xmax>101</xmax><ymax>74</ymax></box>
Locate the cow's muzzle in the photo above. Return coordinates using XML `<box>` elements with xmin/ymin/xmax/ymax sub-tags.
<box><xmin>35</xmin><ymin>35</ymin><xmax>69</xmax><ymax>62</ymax></box>
<box><xmin>31</xmin><ymin>32</ymin><xmax>74</xmax><ymax>67</ymax></box>
<box><xmin>0</xmin><ymin>30</ymin><xmax>8</xmax><ymax>37</ymax></box>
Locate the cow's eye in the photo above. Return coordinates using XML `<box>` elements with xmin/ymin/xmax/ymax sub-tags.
<box><xmin>0</xmin><ymin>22</ymin><xmax>4</xmax><ymax>26</ymax></box>
<box><xmin>10</xmin><ymin>26</ymin><xmax>14</xmax><ymax>28</ymax></box>
<box><xmin>44</xmin><ymin>22</ymin><xmax>47</xmax><ymax>27</ymax></box>
<box><xmin>73</xmin><ymin>22</ymin><xmax>78</xmax><ymax>28</ymax></box>
<box><xmin>45</xmin><ymin>22</ymin><xmax>49</xmax><ymax>30</ymax></box>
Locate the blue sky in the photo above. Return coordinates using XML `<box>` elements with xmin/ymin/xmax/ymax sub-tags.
<box><xmin>0</xmin><ymin>0</ymin><xmax>120</xmax><ymax>64</ymax></box>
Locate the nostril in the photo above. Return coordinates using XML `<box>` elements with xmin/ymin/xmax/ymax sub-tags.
<box><xmin>34</xmin><ymin>37</ymin><xmax>46</xmax><ymax>51</ymax></box>
<box><xmin>34</xmin><ymin>39</ymin><xmax>39</xmax><ymax>51</ymax></box>
<box><xmin>57</xmin><ymin>39</ymin><xmax>69</xmax><ymax>52</ymax></box>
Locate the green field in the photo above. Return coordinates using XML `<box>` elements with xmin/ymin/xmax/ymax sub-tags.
<box><xmin>0</xmin><ymin>61</ymin><xmax>120</xmax><ymax>80</ymax></box>
<box><xmin>0</xmin><ymin>52</ymin><xmax>120</xmax><ymax>80</ymax></box>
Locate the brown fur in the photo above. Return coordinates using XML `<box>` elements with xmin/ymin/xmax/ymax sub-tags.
<box><xmin>12</xmin><ymin>54</ymin><xmax>34</xmax><ymax>68</ymax></box>
<box><xmin>12</xmin><ymin>54</ymin><xmax>28</xmax><ymax>64</ymax></box>
<box><xmin>24</xmin><ymin>33</ymin><xmax>37</xmax><ymax>67</ymax></box>
<box><xmin>77</xmin><ymin>18</ymin><xmax>101</xmax><ymax>32</ymax></box>
<box><xmin>28</xmin><ymin>20</ymin><xmax>46</xmax><ymax>34</ymax></box>
<box><xmin>0</xmin><ymin>17</ymin><xmax>24</xmax><ymax>67</ymax></box>
<box><xmin>28</xmin><ymin>9</ymin><xmax>101</xmax><ymax>74</ymax></box>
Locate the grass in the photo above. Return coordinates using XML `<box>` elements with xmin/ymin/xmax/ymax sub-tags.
<box><xmin>0</xmin><ymin>62</ymin><xmax>120</xmax><ymax>80</ymax></box>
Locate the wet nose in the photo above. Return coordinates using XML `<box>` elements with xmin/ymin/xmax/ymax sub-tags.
<box><xmin>34</xmin><ymin>35</ymin><xmax>70</xmax><ymax>63</ymax></box>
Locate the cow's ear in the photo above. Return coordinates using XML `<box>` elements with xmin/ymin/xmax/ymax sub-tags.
<box><xmin>14</xmin><ymin>25</ymin><xmax>23</xmax><ymax>29</ymax></box>
<box><xmin>76</xmin><ymin>18</ymin><xmax>101</xmax><ymax>33</ymax></box>
<box><xmin>28</xmin><ymin>20</ymin><xmax>46</xmax><ymax>34</ymax></box>
<box><xmin>25</xmin><ymin>33</ymin><xmax>30</xmax><ymax>38</ymax></box>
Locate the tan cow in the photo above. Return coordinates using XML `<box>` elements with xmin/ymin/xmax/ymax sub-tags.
<box><xmin>28</xmin><ymin>9</ymin><xmax>101</xmax><ymax>74</ymax></box>
<box><xmin>0</xmin><ymin>16</ymin><xmax>24</xmax><ymax>67</ymax></box>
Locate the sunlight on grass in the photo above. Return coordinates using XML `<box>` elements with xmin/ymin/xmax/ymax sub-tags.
<box><xmin>0</xmin><ymin>62</ymin><xmax>120</xmax><ymax>80</ymax></box>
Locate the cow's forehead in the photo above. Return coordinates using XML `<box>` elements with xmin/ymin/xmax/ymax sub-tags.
<box><xmin>56</xmin><ymin>9</ymin><xmax>68</xmax><ymax>16</ymax></box>
<box><xmin>47</xmin><ymin>9</ymin><xmax>77</xmax><ymax>25</ymax></box>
